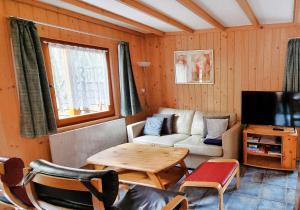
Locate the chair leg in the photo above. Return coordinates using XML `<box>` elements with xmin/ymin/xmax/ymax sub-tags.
<box><xmin>218</xmin><ymin>190</ymin><xmax>223</xmax><ymax>210</ymax></box>
<box><xmin>236</xmin><ymin>167</ymin><xmax>240</xmax><ymax>189</ymax></box>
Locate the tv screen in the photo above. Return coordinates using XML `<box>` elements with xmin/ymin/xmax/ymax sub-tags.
<box><xmin>242</xmin><ymin>91</ymin><xmax>300</xmax><ymax>127</ymax></box>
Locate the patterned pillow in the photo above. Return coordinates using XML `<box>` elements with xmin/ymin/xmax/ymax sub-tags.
<box><xmin>143</xmin><ymin>117</ymin><xmax>164</xmax><ymax>136</ymax></box>
<box><xmin>153</xmin><ymin>114</ymin><xmax>175</xmax><ymax>135</ymax></box>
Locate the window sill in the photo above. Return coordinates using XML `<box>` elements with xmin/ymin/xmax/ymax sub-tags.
<box><xmin>56</xmin><ymin>115</ymin><xmax>121</xmax><ymax>133</ymax></box>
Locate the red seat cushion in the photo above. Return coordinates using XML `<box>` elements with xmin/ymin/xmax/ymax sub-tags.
<box><xmin>185</xmin><ymin>162</ymin><xmax>238</xmax><ymax>186</ymax></box>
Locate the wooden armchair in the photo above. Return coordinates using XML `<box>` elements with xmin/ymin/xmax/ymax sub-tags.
<box><xmin>0</xmin><ymin>157</ymin><xmax>33</xmax><ymax>210</ymax></box>
<box><xmin>23</xmin><ymin>160</ymin><xmax>188</xmax><ymax>210</ymax></box>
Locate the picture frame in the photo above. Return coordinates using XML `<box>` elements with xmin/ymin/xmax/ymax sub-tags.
<box><xmin>174</xmin><ymin>49</ymin><xmax>214</xmax><ymax>84</ymax></box>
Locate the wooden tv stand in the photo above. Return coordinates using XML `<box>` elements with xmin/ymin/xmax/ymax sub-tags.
<box><xmin>243</xmin><ymin>125</ymin><xmax>298</xmax><ymax>171</ymax></box>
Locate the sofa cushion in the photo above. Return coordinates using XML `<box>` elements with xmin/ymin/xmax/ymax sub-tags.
<box><xmin>158</xmin><ymin>107</ymin><xmax>195</xmax><ymax>135</ymax></box>
<box><xmin>203</xmin><ymin>115</ymin><xmax>230</xmax><ymax>137</ymax></box>
<box><xmin>143</xmin><ymin>117</ymin><xmax>164</xmax><ymax>136</ymax></box>
<box><xmin>174</xmin><ymin>135</ymin><xmax>223</xmax><ymax>157</ymax></box>
<box><xmin>204</xmin><ymin>138</ymin><xmax>222</xmax><ymax>146</ymax></box>
<box><xmin>153</xmin><ymin>114</ymin><xmax>175</xmax><ymax>135</ymax></box>
<box><xmin>191</xmin><ymin>111</ymin><xmax>205</xmax><ymax>136</ymax></box>
<box><xmin>206</xmin><ymin>118</ymin><xmax>229</xmax><ymax>139</ymax></box>
<box><xmin>204</xmin><ymin>112</ymin><xmax>237</xmax><ymax>128</ymax></box>
<box><xmin>133</xmin><ymin>134</ymin><xmax>189</xmax><ymax>147</ymax></box>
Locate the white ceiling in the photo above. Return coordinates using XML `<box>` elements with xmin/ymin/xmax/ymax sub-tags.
<box><xmin>248</xmin><ymin>0</ymin><xmax>294</xmax><ymax>24</ymax></box>
<box><xmin>39</xmin><ymin>0</ymin><xmax>295</xmax><ymax>34</ymax></box>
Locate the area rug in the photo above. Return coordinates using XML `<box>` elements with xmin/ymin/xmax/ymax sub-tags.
<box><xmin>170</xmin><ymin>165</ymin><xmax>298</xmax><ymax>210</ymax></box>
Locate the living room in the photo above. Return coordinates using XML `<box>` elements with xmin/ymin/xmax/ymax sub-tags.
<box><xmin>0</xmin><ymin>0</ymin><xmax>299</xmax><ymax>210</ymax></box>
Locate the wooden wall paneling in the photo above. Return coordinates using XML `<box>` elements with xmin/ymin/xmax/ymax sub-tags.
<box><xmin>248</xmin><ymin>30</ymin><xmax>256</xmax><ymax>90</ymax></box>
<box><xmin>213</xmin><ymin>32</ymin><xmax>221</xmax><ymax>112</ymax></box>
<box><xmin>233</xmin><ymin>31</ymin><xmax>242</xmax><ymax>118</ymax></box>
<box><xmin>279</xmin><ymin>28</ymin><xmax>287</xmax><ymax>90</ymax></box>
<box><xmin>227</xmin><ymin>31</ymin><xmax>235</xmax><ymax>113</ymax></box>
<box><xmin>192</xmin><ymin>34</ymin><xmax>202</xmax><ymax>111</ymax></box>
<box><xmin>175</xmin><ymin>35</ymin><xmax>183</xmax><ymax>108</ymax></box>
<box><xmin>255</xmin><ymin>29</ymin><xmax>264</xmax><ymax>90</ymax></box>
<box><xmin>33</xmin><ymin>7</ymin><xmax>49</xmax><ymax>37</ymax></box>
<box><xmin>180</xmin><ymin>35</ymin><xmax>189</xmax><ymax>109</ymax></box>
<box><xmin>45</xmin><ymin>10</ymin><xmax>59</xmax><ymax>39</ymax></box>
<box><xmin>143</xmin><ymin>36</ymin><xmax>162</xmax><ymax>115</ymax></box>
<box><xmin>271</xmin><ymin>28</ymin><xmax>281</xmax><ymax>90</ymax></box>
<box><xmin>169</xmin><ymin>35</ymin><xmax>177</xmax><ymax>108</ymax></box>
<box><xmin>220</xmin><ymin>32</ymin><xmax>228</xmax><ymax>112</ymax></box>
<box><xmin>143</xmin><ymin>36</ymin><xmax>151</xmax><ymax>115</ymax></box>
<box><xmin>187</xmin><ymin>35</ymin><xmax>195</xmax><ymax>110</ymax></box>
<box><xmin>262</xmin><ymin>28</ymin><xmax>272</xmax><ymax>90</ymax></box>
<box><xmin>158</xmin><ymin>37</ymin><xmax>166</xmax><ymax>108</ymax></box>
<box><xmin>241</xmin><ymin>30</ymin><xmax>249</xmax><ymax>90</ymax></box>
<box><xmin>200</xmin><ymin>33</ymin><xmax>208</xmax><ymax>112</ymax></box>
<box><xmin>206</xmin><ymin>32</ymin><xmax>214</xmax><ymax>112</ymax></box>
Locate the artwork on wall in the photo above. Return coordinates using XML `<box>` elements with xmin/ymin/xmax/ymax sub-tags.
<box><xmin>174</xmin><ymin>49</ymin><xmax>214</xmax><ymax>84</ymax></box>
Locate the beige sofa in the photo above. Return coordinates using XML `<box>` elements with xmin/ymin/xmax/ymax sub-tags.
<box><xmin>127</xmin><ymin>107</ymin><xmax>242</xmax><ymax>168</ymax></box>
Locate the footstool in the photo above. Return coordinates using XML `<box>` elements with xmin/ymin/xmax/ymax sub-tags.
<box><xmin>179</xmin><ymin>159</ymin><xmax>240</xmax><ymax>210</ymax></box>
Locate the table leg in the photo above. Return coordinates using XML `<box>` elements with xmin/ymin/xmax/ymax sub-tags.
<box><xmin>147</xmin><ymin>172</ymin><xmax>165</xmax><ymax>189</ymax></box>
<box><xmin>179</xmin><ymin>160</ymin><xmax>189</xmax><ymax>176</ymax></box>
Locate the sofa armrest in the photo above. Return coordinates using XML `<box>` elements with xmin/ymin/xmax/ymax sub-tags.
<box><xmin>127</xmin><ymin>121</ymin><xmax>145</xmax><ymax>142</ymax></box>
<box><xmin>222</xmin><ymin>122</ymin><xmax>242</xmax><ymax>159</ymax></box>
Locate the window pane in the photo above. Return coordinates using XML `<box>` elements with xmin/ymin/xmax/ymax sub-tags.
<box><xmin>48</xmin><ymin>43</ymin><xmax>110</xmax><ymax>119</ymax></box>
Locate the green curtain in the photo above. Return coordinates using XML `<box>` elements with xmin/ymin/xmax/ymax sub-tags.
<box><xmin>10</xmin><ymin>17</ymin><xmax>57</xmax><ymax>138</ymax></box>
<box><xmin>283</xmin><ymin>39</ymin><xmax>300</xmax><ymax>92</ymax></box>
<box><xmin>118</xmin><ymin>41</ymin><xmax>142</xmax><ymax>117</ymax></box>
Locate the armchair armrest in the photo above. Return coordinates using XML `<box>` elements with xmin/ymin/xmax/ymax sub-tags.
<box><xmin>222</xmin><ymin>122</ymin><xmax>242</xmax><ymax>159</ymax></box>
<box><xmin>162</xmin><ymin>195</ymin><xmax>188</xmax><ymax>210</ymax></box>
<box><xmin>126</xmin><ymin>121</ymin><xmax>145</xmax><ymax>142</ymax></box>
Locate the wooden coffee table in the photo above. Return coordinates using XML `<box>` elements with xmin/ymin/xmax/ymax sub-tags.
<box><xmin>87</xmin><ymin>143</ymin><xmax>189</xmax><ymax>189</ymax></box>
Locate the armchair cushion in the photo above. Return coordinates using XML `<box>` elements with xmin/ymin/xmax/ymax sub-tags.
<box><xmin>115</xmin><ymin>185</ymin><xmax>184</xmax><ymax>210</ymax></box>
<box><xmin>29</xmin><ymin>160</ymin><xmax>119</xmax><ymax>208</ymax></box>
<box><xmin>35</xmin><ymin>184</ymin><xmax>93</xmax><ymax>210</ymax></box>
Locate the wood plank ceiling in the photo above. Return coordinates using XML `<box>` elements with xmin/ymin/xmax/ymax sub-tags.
<box><xmin>38</xmin><ymin>0</ymin><xmax>295</xmax><ymax>35</ymax></box>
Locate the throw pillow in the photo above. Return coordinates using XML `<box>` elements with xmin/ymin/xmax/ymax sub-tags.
<box><xmin>203</xmin><ymin>115</ymin><xmax>230</xmax><ymax>137</ymax></box>
<box><xmin>204</xmin><ymin>138</ymin><xmax>222</xmax><ymax>146</ymax></box>
<box><xmin>153</xmin><ymin>114</ymin><xmax>175</xmax><ymax>135</ymax></box>
<box><xmin>206</xmin><ymin>118</ymin><xmax>229</xmax><ymax>139</ymax></box>
<box><xmin>143</xmin><ymin>117</ymin><xmax>164</xmax><ymax>136</ymax></box>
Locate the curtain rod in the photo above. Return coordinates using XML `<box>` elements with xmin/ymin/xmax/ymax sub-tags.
<box><xmin>9</xmin><ymin>16</ymin><xmax>122</xmax><ymax>42</ymax></box>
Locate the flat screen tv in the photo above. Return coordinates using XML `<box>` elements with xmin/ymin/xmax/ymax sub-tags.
<box><xmin>242</xmin><ymin>91</ymin><xmax>300</xmax><ymax>127</ymax></box>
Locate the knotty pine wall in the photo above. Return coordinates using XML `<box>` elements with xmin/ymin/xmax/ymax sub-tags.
<box><xmin>0</xmin><ymin>0</ymin><xmax>147</xmax><ymax>168</ymax></box>
<box><xmin>144</xmin><ymin>25</ymin><xmax>300</xmax><ymax>119</ymax></box>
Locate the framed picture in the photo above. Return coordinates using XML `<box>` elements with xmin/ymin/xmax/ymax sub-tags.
<box><xmin>174</xmin><ymin>49</ymin><xmax>214</xmax><ymax>84</ymax></box>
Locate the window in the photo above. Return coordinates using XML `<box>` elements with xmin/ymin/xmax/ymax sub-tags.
<box><xmin>42</xmin><ymin>40</ymin><xmax>114</xmax><ymax>126</ymax></box>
